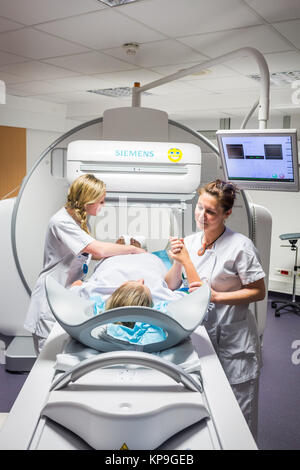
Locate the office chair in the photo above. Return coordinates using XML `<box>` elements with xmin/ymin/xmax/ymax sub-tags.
<box><xmin>272</xmin><ymin>233</ymin><xmax>300</xmax><ymax>317</ymax></box>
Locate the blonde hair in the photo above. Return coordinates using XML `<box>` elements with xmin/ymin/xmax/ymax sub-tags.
<box><xmin>106</xmin><ymin>282</ymin><xmax>153</xmax><ymax>329</ymax></box>
<box><xmin>198</xmin><ymin>179</ymin><xmax>239</xmax><ymax>212</ymax></box>
<box><xmin>65</xmin><ymin>174</ymin><xmax>106</xmax><ymax>233</ymax></box>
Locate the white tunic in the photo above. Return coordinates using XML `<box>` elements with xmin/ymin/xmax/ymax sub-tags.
<box><xmin>184</xmin><ymin>227</ymin><xmax>265</xmax><ymax>385</ymax></box>
<box><xmin>24</xmin><ymin>207</ymin><xmax>94</xmax><ymax>338</ymax></box>
<box><xmin>74</xmin><ymin>253</ymin><xmax>186</xmax><ymax>304</ymax></box>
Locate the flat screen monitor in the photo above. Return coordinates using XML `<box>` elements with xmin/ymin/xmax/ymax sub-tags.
<box><xmin>216</xmin><ymin>129</ymin><xmax>299</xmax><ymax>191</ymax></box>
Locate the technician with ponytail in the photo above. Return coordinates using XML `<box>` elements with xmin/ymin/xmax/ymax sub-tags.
<box><xmin>24</xmin><ymin>174</ymin><xmax>144</xmax><ymax>353</ymax></box>
<box><xmin>165</xmin><ymin>179</ymin><xmax>266</xmax><ymax>440</ymax></box>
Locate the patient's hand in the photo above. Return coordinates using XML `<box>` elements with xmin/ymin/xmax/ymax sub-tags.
<box><xmin>71</xmin><ymin>279</ymin><xmax>83</xmax><ymax>287</ymax></box>
<box><xmin>116</xmin><ymin>236</ymin><xmax>146</xmax><ymax>253</ymax></box>
<box><xmin>168</xmin><ymin>243</ymin><xmax>190</xmax><ymax>265</ymax></box>
<box><xmin>170</xmin><ymin>237</ymin><xmax>184</xmax><ymax>254</ymax></box>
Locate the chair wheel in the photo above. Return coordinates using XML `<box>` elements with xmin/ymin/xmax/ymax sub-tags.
<box><xmin>271</xmin><ymin>301</ymin><xmax>277</xmax><ymax>308</ymax></box>
<box><xmin>275</xmin><ymin>312</ymin><xmax>281</xmax><ymax>317</ymax></box>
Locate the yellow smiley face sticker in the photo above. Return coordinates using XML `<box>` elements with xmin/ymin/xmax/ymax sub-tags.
<box><xmin>168</xmin><ymin>148</ymin><xmax>183</xmax><ymax>163</ymax></box>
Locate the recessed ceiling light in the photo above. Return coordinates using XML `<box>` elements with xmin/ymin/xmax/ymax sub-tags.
<box><xmin>97</xmin><ymin>0</ymin><xmax>141</xmax><ymax>7</ymax></box>
<box><xmin>87</xmin><ymin>87</ymin><xmax>152</xmax><ymax>97</ymax></box>
<box><xmin>249</xmin><ymin>71</ymin><xmax>300</xmax><ymax>86</ymax></box>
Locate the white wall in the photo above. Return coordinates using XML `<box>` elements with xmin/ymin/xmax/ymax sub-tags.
<box><xmin>26</xmin><ymin>129</ymin><xmax>62</xmax><ymax>172</ymax></box>
<box><xmin>0</xmin><ymin>93</ymin><xmax>84</xmax><ymax>172</ymax></box>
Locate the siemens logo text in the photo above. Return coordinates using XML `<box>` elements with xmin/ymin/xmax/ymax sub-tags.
<box><xmin>115</xmin><ymin>150</ymin><xmax>155</xmax><ymax>157</ymax></box>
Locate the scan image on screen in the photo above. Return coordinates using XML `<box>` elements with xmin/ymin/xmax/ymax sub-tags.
<box><xmin>216</xmin><ymin>130</ymin><xmax>299</xmax><ymax>191</ymax></box>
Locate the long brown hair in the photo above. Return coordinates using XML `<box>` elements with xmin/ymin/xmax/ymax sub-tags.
<box><xmin>198</xmin><ymin>179</ymin><xmax>239</xmax><ymax>212</ymax></box>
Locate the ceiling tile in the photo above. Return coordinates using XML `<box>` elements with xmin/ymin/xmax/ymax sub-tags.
<box><xmin>227</xmin><ymin>51</ymin><xmax>300</xmax><ymax>75</ymax></box>
<box><xmin>0</xmin><ymin>16</ymin><xmax>24</xmax><ymax>32</ymax></box>
<box><xmin>270</xmin><ymin>87</ymin><xmax>298</xmax><ymax>108</ymax></box>
<box><xmin>92</xmin><ymin>68</ymin><xmax>162</xmax><ymax>87</ymax></box>
<box><xmin>44</xmin><ymin>76</ymin><xmax>112</xmax><ymax>93</ymax></box>
<box><xmin>43</xmin><ymin>51</ymin><xmax>136</xmax><ymax>74</ymax></box>
<box><xmin>272</xmin><ymin>19</ymin><xmax>300</xmax><ymax>49</ymax></box>
<box><xmin>6</xmin><ymin>87</ymin><xmax>34</xmax><ymax>97</ymax></box>
<box><xmin>270</xmin><ymin>106</ymin><xmax>300</xmax><ymax>116</ymax></box>
<box><xmin>184</xmin><ymin>75</ymin><xmax>259</xmax><ymax>92</ymax></box>
<box><xmin>149</xmin><ymin>63</ymin><xmax>239</xmax><ymax>80</ymax></box>
<box><xmin>179</xmin><ymin>25</ymin><xmax>293</xmax><ymax>58</ymax></box>
<box><xmin>103</xmin><ymin>40</ymin><xmax>207</xmax><ymax>67</ymax></box>
<box><xmin>0</xmin><ymin>50</ymin><xmax>29</xmax><ymax>67</ymax></box>
<box><xmin>7</xmin><ymin>80</ymin><xmax>67</xmax><ymax>95</ymax></box>
<box><xmin>35</xmin><ymin>9</ymin><xmax>165</xmax><ymax>50</ymax></box>
<box><xmin>0</xmin><ymin>70</ymin><xmax>30</xmax><ymax>85</ymax></box>
<box><xmin>0</xmin><ymin>0</ymin><xmax>106</xmax><ymax>25</ymax></box>
<box><xmin>28</xmin><ymin>92</ymin><xmax>86</xmax><ymax>104</ymax></box>
<box><xmin>0</xmin><ymin>28</ymin><xmax>89</xmax><ymax>59</ymax></box>
<box><xmin>0</xmin><ymin>61</ymin><xmax>81</xmax><ymax>80</ymax></box>
<box><xmin>118</xmin><ymin>0</ymin><xmax>263</xmax><ymax>37</ymax></box>
<box><xmin>245</xmin><ymin>0</ymin><xmax>300</xmax><ymax>23</ymax></box>
<box><xmin>145</xmin><ymin>80</ymin><xmax>198</xmax><ymax>96</ymax></box>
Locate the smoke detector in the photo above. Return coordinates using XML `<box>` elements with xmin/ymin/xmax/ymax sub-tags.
<box><xmin>123</xmin><ymin>43</ymin><xmax>139</xmax><ymax>56</ymax></box>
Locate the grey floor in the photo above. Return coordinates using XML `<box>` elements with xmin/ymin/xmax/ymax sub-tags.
<box><xmin>0</xmin><ymin>292</ymin><xmax>299</xmax><ymax>450</ymax></box>
<box><xmin>257</xmin><ymin>293</ymin><xmax>300</xmax><ymax>450</ymax></box>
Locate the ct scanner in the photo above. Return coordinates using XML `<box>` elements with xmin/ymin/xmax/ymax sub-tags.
<box><xmin>0</xmin><ymin>47</ymin><xmax>275</xmax><ymax>450</ymax></box>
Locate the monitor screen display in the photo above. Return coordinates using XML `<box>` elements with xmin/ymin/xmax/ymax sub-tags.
<box><xmin>216</xmin><ymin>129</ymin><xmax>299</xmax><ymax>191</ymax></box>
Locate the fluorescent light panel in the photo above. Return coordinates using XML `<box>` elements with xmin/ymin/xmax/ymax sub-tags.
<box><xmin>249</xmin><ymin>71</ymin><xmax>300</xmax><ymax>86</ymax></box>
<box><xmin>97</xmin><ymin>0</ymin><xmax>141</xmax><ymax>7</ymax></box>
<box><xmin>87</xmin><ymin>87</ymin><xmax>152</xmax><ymax>97</ymax></box>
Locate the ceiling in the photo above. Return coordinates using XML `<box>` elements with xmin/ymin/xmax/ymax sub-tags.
<box><xmin>1</xmin><ymin>0</ymin><xmax>300</xmax><ymax>125</ymax></box>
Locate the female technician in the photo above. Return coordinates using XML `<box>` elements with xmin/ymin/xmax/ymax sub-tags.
<box><xmin>165</xmin><ymin>179</ymin><xmax>265</xmax><ymax>439</ymax></box>
<box><xmin>24</xmin><ymin>174</ymin><xmax>144</xmax><ymax>353</ymax></box>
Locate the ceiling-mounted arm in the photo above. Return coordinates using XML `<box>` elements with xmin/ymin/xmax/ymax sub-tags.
<box><xmin>132</xmin><ymin>47</ymin><xmax>270</xmax><ymax>129</ymax></box>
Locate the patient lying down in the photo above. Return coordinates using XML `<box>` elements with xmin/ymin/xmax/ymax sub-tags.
<box><xmin>104</xmin><ymin>279</ymin><xmax>152</xmax><ymax>329</ymax></box>
<box><xmin>71</xmin><ymin>237</ymin><xmax>186</xmax><ymax>344</ymax></box>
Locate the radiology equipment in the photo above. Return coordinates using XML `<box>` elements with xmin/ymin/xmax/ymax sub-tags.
<box><xmin>0</xmin><ymin>124</ymin><xmax>267</xmax><ymax>450</ymax></box>
<box><xmin>0</xmin><ymin>46</ymin><xmax>277</xmax><ymax>449</ymax></box>
<box><xmin>217</xmin><ymin>129</ymin><xmax>299</xmax><ymax>192</ymax></box>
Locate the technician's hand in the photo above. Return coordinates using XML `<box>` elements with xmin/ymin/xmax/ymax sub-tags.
<box><xmin>189</xmin><ymin>282</ymin><xmax>219</xmax><ymax>303</ymax></box>
<box><xmin>208</xmin><ymin>288</ymin><xmax>218</xmax><ymax>303</ymax></box>
<box><xmin>71</xmin><ymin>279</ymin><xmax>83</xmax><ymax>287</ymax></box>
<box><xmin>188</xmin><ymin>281</ymin><xmax>203</xmax><ymax>293</ymax></box>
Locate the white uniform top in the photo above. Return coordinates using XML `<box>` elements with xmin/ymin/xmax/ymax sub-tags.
<box><xmin>24</xmin><ymin>207</ymin><xmax>94</xmax><ymax>338</ymax></box>
<box><xmin>74</xmin><ymin>253</ymin><xmax>186</xmax><ymax>304</ymax></box>
<box><xmin>184</xmin><ymin>227</ymin><xmax>265</xmax><ymax>385</ymax></box>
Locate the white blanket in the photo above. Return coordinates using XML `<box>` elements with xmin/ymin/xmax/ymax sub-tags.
<box><xmin>72</xmin><ymin>253</ymin><xmax>186</xmax><ymax>303</ymax></box>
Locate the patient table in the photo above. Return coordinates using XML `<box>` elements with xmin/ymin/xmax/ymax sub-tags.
<box><xmin>0</xmin><ymin>278</ymin><xmax>257</xmax><ymax>450</ymax></box>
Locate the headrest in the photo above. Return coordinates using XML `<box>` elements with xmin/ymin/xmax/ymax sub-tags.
<box><xmin>45</xmin><ymin>276</ymin><xmax>210</xmax><ymax>353</ymax></box>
